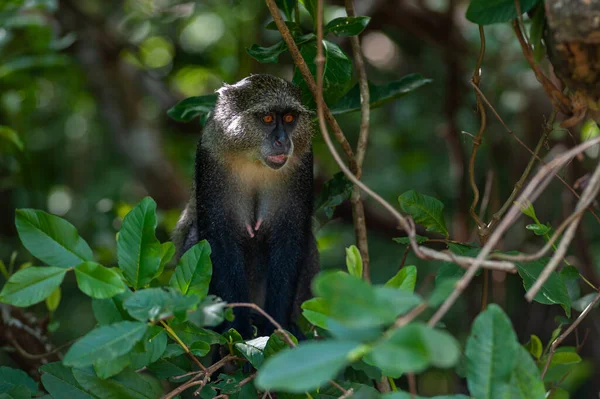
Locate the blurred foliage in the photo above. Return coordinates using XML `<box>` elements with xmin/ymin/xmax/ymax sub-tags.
<box><xmin>1</xmin><ymin>0</ymin><xmax>599</xmax><ymax>398</ymax></box>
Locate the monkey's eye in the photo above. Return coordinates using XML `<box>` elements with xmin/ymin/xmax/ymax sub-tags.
<box><xmin>262</xmin><ymin>114</ymin><xmax>274</xmax><ymax>124</ymax></box>
<box><xmin>283</xmin><ymin>114</ymin><xmax>295</xmax><ymax>123</ymax></box>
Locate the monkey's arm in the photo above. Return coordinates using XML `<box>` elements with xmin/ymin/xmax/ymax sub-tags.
<box><xmin>172</xmin><ymin>189</ymin><xmax>198</xmax><ymax>260</ymax></box>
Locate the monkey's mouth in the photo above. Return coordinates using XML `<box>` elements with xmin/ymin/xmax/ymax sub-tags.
<box><xmin>265</xmin><ymin>154</ymin><xmax>288</xmax><ymax>169</ymax></box>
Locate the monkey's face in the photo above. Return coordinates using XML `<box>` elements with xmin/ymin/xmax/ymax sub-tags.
<box><xmin>256</xmin><ymin>110</ymin><xmax>299</xmax><ymax>170</ymax></box>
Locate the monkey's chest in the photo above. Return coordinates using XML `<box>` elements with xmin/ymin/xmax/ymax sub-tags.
<box><xmin>229</xmin><ymin>187</ymin><xmax>282</xmax><ymax>236</ymax></box>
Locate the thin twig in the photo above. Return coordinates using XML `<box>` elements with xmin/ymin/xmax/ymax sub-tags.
<box><xmin>226</xmin><ymin>303</ymin><xmax>295</xmax><ymax>347</ymax></box>
<box><xmin>541</xmin><ymin>292</ymin><xmax>600</xmax><ymax>378</ymax></box>
<box><xmin>468</xmin><ymin>25</ymin><xmax>487</xmax><ymax>230</ymax></box>
<box><xmin>525</xmin><ymin>160</ymin><xmax>600</xmax><ymax>301</ymax></box>
<box><xmin>478</xmin><ymin>170</ymin><xmax>494</xmax><ymax>221</ymax></box>
<box><xmin>160</xmin><ymin>320</ymin><xmax>207</xmax><ymax>372</ymax></box>
<box><xmin>428</xmin><ymin>137</ymin><xmax>600</xmax><ymax>327</ymax></box>
<box><xmin>407</xmin><ymin>373</ymin><xmax>417</xmax><ymax>399</ymax></box>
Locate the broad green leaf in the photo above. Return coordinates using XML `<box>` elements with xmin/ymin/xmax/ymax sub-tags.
<box><xmin>275</xmin><ymin>0</ymin><xmax>295</xmax><ymax>20</ymax></box>
<box><xmin>187</xmin><ymin>295</ymin><xmax>229</xmax><ymax>327</ymax></box>
<box><xmin>153</xmin><ymin>242</ymin><xmax>175</xmax><ymax>280</ymax></box>
<box><xmin>525</xmin><ymin>334</ymin><xmax>543</xmax><ymax>359</ymax></box>
<box><xmin>529</xmin><ymin>4</ymin><xmax>546</xmax><ymax>63</ymax></box>
<box><xmin>393</xmin><ymin>235</ymin><xmax>428</xmax><ymax>245</ymax></box>
<box><xmin>324</xmin><ymin>16</ymin><xmax>370</xmax><ymax>37</ymax></box>
<box><xmin>15</xmin><ymin>209</ymin><xmax>93</xmax><ymax>268</ymax></box>
<box><xmin>548</xmin><ymin>348</ymin><xmax>581</xmax><ymax>367</ymax></box>
<box><xmin>63</xmin><ymin>321</ymin><xmax>148</xmax><ymax>367</ymax></box>
<box><xmin>428</xmin><ymin>278</ymin><xmax>459</xmax><ymax>308</ymax></box>
<box><xmin>40</xmin><ymin>363</ymin><xmax>95</xmax><ymax>399</ymax></box>
<box><xmin>345</xmin><ymin>245</ymin><xmax>363</xmax><ymax>278</ymax></box>
<box><xmin>508</xmin><ymin>346</ymin><xmax>546</xmax><ymax>399</ymax></box>
<box><xmin>45</xmin><ymin>286</ymin><xmax>61</xmax><ymax>312</ymax></box>
<box><xmin>314</xmin><ymin>172</ymin><xmax>352</xmax><ymax>219</ymax></box>
<box><xmin>0</xmin><ymin>385</ymin><xmax>31</xmax><ymax>399</ymax></box>
<box><xmin>331</xmin><ymin>74</ymin><xmax>432</xmax><ymax>116</ymax></box>
<box><xmin>516</xmin><ymin>259</ymin><xmax>571</xmax><ymax>317</ymax></box>
<box><xmin>166</xmin><ymin>94</ymin><xmax>217</xmax><ymax>125</ymax></box>
<box><xmin>169</xmin><ymin>240</ymin><xmax>212</xmax><ymax>298</ymax></box>
<box><xmin>92</xmin><ymin>291</ymin><xmax>133</xmax><ymax>325</ymax></box>
<box><xmin>0</xmin><ymin>266</ymin><xmax>66</xmax><ymax>307</ymax></box>
<box><xmin>560</xmin><ymin>265</ymin><xmax>581</xmax><ymax>302</ymax></box>
<box><xmin>72</xmin><ymin>367</ymin><xmax>162</xmax><ymax>399</ymax></box>
<box><xmin>293</xmin><ymin>40</ymin><xmax>353</xmax><ymax>109</ymax></box>
<box><xmin>235</xmin><ymin>336</ymin><xmax>269</xmax><ymax>368</ymax></box>
<box><xmin>525</xmin><ymin>223</ymin><xmax>551</xmax><ymax>236</ymax></box>
<box><xmin>94</xmin><ymin>354</ymin><xmax>130</xmax><ymax>379</ymax></box>
<box><xmin>466</xmin><ymin>0</ymin><xmax>541</xmax><ymax>25</ymax></box>
<box><xmin>466</xmin><ymin>304</ymin><xmax>519</xmax><ymax>399</ymax></box>
<box><xmin>122</xmin><ymin>287</ymin><xmax>199</xmax><ymax>322</ymax></box>
<box><xmin>170</xmin><ymin>322</ymin><xmax>225</xmax><ymax>346</ymax></box>
<box><xmin>264</xmin><ymin>20</ymin><xmax>302</xmax><ymax>34</ymax></box>
<box><xmin>117</xmin><ymin>197</ymin><xmax>162</xmax><ymax>289</ymax></box>
<box><xmin>300</xmin><ymin>0</ymin><xmax>317</xmax><ymax>22</ymax></box>
<box><xmin>365</xmin><ymin>323</ymin><xmax>460</xmax><ymax>377</ymax></box>
<box><xmin>0</xmin><ymin>126</ymin><xmax>23</xmax><ymax>151</ymax></box>
<box><xmin>256</xmin><ymin>341</ymin><xmax>359</xmax><ymax>393</ymax></box>
<box><xmin>572</xmin><ymin>292</ymin><xmax>600</xmax><ymax>312</ymax></box>
<box><xmin>75</xmin><ymin>262</ymin><xmax>126</xmax><ymax>299</ymax></box>
<box><xmin>385</xmin><ymin>266</ymin><xmax>417</xmax><ymax>293</ymax></box>
<box><xmin>146</xmin><ymin>358</ymin><xmax>189</xmax><ymax>381</ymax></box>
<box><xmin>130</xmin><ymin>326</ymin><xmax>168</xmax><ymax>370</ymax></box>
<box><xmin>301</xmin><ymin>297</ymin><xmax>329</xmax><ymax>329</ymax></box>
<box><xmin>264</xmin><ymin>332</ymin><xmax>298</xmax><ymax>358</ymax></box>
<box><xmin>398</xmin><ymin>190</ymin><xmax>448</xmax><ymax>237</ymax></box>
<box><xmin>313</xmin><ymin>271</ymin><xmax>421</xmax><ymax>328</ymax></box>
<box><xmin>0</xmin><ymin>367</ymin><xmax>38</xmax><ymax>395</ymax></box>
<box><xmin>247</xmin><ymin>41</ymin><xmax>287</xmax><ymax>64</ymax></box>
<box><xmin>382</xmin><ymin>393</ymin><xmax>470</xmax><ymax>399</ymax></box>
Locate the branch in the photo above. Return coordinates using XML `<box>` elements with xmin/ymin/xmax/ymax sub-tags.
<box><xmin>525</xmin><ymin>159</ymin><xmax>600</xmax><ymax>301</ymax></box>
<box><xmin>427</xmin><ymin>136</ymin><xmax>600</xmax><ymax>327</ymax></box>
<box><xmin>541</xmin><ymin>292</ymin><xmax>600</xmax><ymax>378</ymax></box>
<box><xmin>345</xmin><ymin>0</ymin><xmax>371</xmax><ymax>282</ymax></box>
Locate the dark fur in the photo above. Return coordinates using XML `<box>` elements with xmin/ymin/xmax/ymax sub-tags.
<box><xmin>173</xmin><ymin>74</ymin><xmax>320</xmax><ymax>338</ymax></box>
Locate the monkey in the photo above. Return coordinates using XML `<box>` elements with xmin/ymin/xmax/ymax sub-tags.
<box><xmin>172</xmin><ymin>74</ymin><xmax>320</xmax><ymax>339</ymax></box>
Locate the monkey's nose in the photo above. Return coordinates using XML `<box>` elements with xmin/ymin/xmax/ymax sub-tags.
<box><xmin>274</xmin><ymin>139</ymin><xmax>282</xmax><ymax>148</ymax></box>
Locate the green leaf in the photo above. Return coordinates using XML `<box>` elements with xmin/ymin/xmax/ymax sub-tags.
<box><xmin>63</xmin><ymin>321</ymin><xmax>148</xmax><ymax>367</ymax></box>
<box><xmin>428</xmin><ymin>278</ymin><xmax>459</xmax><ymax>308</ymax></box>
<box><xmin>0</xmin><ymin>54</ymin><xmax>70</xmax><ymax>79</ymax></box>
<box><xmin>516</xmin><ymin>259</ymin><xmax>571</xmax><ymax>317</ymax></box>
<box><xmin>393</xmin><ymin>235</ymin><xmax>428</xmax><ymax>245</ymax></box>
<box><xmin>187</xmin><ymin>295</ymin><xmax>229</xmax><ymax>327</ymax></box>
<box><xmin>0</xmin><ymin>126</ymin><xmax>23</xmax><ymax>151</ymax></box>
<box><xmin>169</xmin><ymin>240</ymin><xmax>212</xmax><ymax>298</ymax></box>
<box><xmin>255</xmin><ymin>341</ymin><xmax>359</xmax><ymax>393</ymax></box>
<box><xmin>398</xmin><ymin>190</ymin><xmax>448</xmax><ymax>237</ymax></box>
<box><xmin>324</xmin><ymin>16</ymin><xmax>370</xmax><ymax>37</ymax></box>
<box><xmin>275</xmin><ymin>0</ymin><xmax>295</xmax><ymax>21</ymax></box>
<box><xmin>313</xmin><ymin>271</ymin><xmax>421</xmax><ymax>328</ymax></box>
<box><xmin>130</xmin><ymin>326</ymin><xmax>168</xmax><ymax>370</ymax></box>
<box><xmin>247</xmin><ymin>41</ymin><xmax>287</xmax><ymax>64</ymax></box>
<box><xmin>40</xmin><ymin>362</ymin><xmax>95</xmax><ymax>399</ymax></box>
<box><xmin>45</xmin><ymin>286</ymin><xmax>61</xmax><ymax>312</ymax></box>
<box><xmin>465</xmin><ymin>304</ymin><xmax>519</xmax><ymax>399</ymax></box>
<box><xmin>525</xmin><ymin>223</ymin><xmax>551</xmax><ymax>236</ymax></box>
<box><xmin>548</xmin><ymin>348</ymin><xmax>581</xmax><ymax>367</ymax></box>
<box><xmin>529</xmin><ymin>4</ymin><xmax>546</xmax><ymax>63</ymax></box>
<box><xmin>0</xmin><ymin>367</ymin><xmax>37</xmax><ymax>395</ymax></box>
<box><xmin>293</xmin><ymin>40</ymin><xmax>353</xmax><ymax>109</ymax></box>
<box><xmin>508</xmin><ymin>346</ymin><xmax>546</xmax><ymax>399</ymax></box>
<box><xmin>547</xmin><ymin>387</ymin><xmax>569</xmax><ymax>399</ymax></box>
<box><xmin>264</xmin><ymin>20</ymin><xmax>301</xmax><ymax>34</ymax></box>
<box><xmin>365</xmin><ymin>323</ymin><xmax>460</xmax><ymax>377</ymax></box>
<box><xmin>385</xmin><ymin>266</ymin><xmax>417</xmax><ymax>293</ymax></box>
<box><xmin>235</xmin><ymin>336</ymin><xmax>269</xmax><ymax>368</ymax></box>
<box><xmin>75</xmin><ymin>262</ymin><xmax>126</xmax><ymax>299</ymax></box>
<box><xmin>72</xmin><ymin>367</ymin><xmax>162</xmax><ymax>399</ymax></box>
<box><xmin>15</xmin><ymin>209</ymin><xmax>93</xmax><ymax>268</ymax></box>
<box><xmin>345</xmin><ymin>245</ymin><xmax>363</xmax><ymax>278</ymax></box>
<box><xmin>525</xmin><ymin>334</ymin><xmax>543</xmax><ymax>359</ymax></box>
<box><xmin>559</xmin><ymin>265</ymin><xmax>581</xmax><ymax>302</ymax></box>
<box><xmin>92</xmin><ymin>291</ymin><xmax>133</xmax><ymax>325</ymax></box>
<box><xmin>166</xmin><ymin>94</ymin><xmax>217</xmax><ymax>125</ymax></box>
<box><xmin>170</xmin><ymin>322</ymin><xmax>225</xmax><ymax>346</ymax></box>
<box><xmin>382</xmin><ymin>392</ymin><xmax>470</xmax><ymax>399</ymax></box>
<box><xmin>123</xmin><ymin>287</ymin><xmax>199</xmax><ymax>322</ymax></box>
<box><xmin>301</xmin><ymin>297</ymin><xmax>329</xmax><ymax>329</ymax></box>
<box><xmin>117</xmin><ymin>197</ymin><xmax>162</xmax><ymax>289</ymax></box>
<box><xmin>517</xmin><ymin>200</ymin><xmax>537</xmax><ymax>219</ymax></box>
<box><xmin>0</xmin><ymin>385</ymin><xmax>31</xmax><ymax>399</ymax></box>
<box><xmin>331</xmin><ymin>74</ymin><xmax>432</xmax><ymax>116</ymax></box>
<box><xmin>264</xmin><ymin>332</ymin><xmax>298</xmax><ymax>358</ymax></box>
<box><xmin>314</xmin><ymin>172</ymin><xmax>352</xmax><ymax>219</ymax></box>
<box><xmin>466</xmin><ymin>0</ymin><xmax>541</xmax><ymax>25</ymax></box>
<box><xmin>572</xmin><ymin>292</ymin><xmax>600</xmax><ymax>312</ymax></box>
<box><xmin>154</xmin><ymin>242</ymin><xmax>175</xmax><ymax>280</ymax></box>
<box><xmin>0</xmin><ymin>266</ymin><xmax>66</xmax><ymax>307</ymax></box>
<box><xmin>300</xmin><ymin>0</ymin><xmax>317</xmax><ymax>22</ymax></box>
<box><xmin>94</xmin><ymin>354</ymin><xmax>130</xmax><ymax>379</ymax></box>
